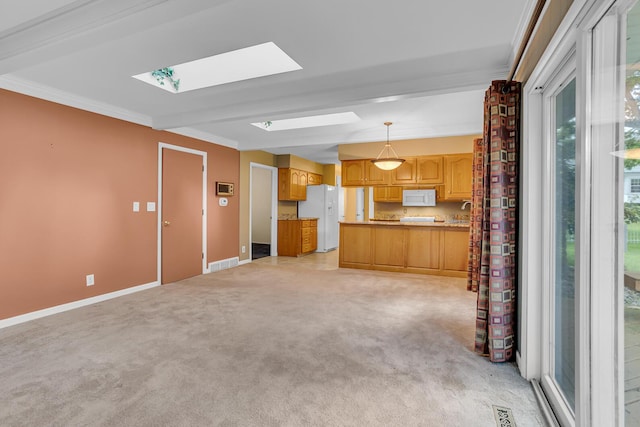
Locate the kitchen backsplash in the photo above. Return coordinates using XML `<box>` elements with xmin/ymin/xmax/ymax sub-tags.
<box><xmin>374</xmin><ymin>201</ymin><xmax>470</xmax><ymax>222</ymax></box>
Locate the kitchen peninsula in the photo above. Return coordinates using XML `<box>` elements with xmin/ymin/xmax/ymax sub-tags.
<box><xmin>339</xmin><ymin>220</ymin><xmax>469</xmax><ymax>277</ymax></box>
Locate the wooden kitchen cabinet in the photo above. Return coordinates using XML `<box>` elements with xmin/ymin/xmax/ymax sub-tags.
<box><xmin>390</xmin><ymin>157</ymin><xmax>417</xmax><ymax>185</ymax></box>
<box><xmin>365</xmin><ymin>161</ymin><xmax>389</xmax><ymax>185</ymax></box>
<box><xmin>339</xmin><ymin>222</ymin><xmax>469</xmax><ymax>277</ymax></box>
<box><xmin>373</xmin><ymin>227</ymin><xmax>405</xmax><ymax>267</ymax></box>
<box><xmin>416</xmin><ymin>156</ymin><xmax>444</xmax><ymax>184</ymax></box>
<box><xmin>341</xmin><ymin>160</ymin><xmax>366</xmax><ymax>186</ymax></box>
<box><xmin>339</xmin><ymin>224</ymin><xmax>372</xmax><ymax>265</ymax></box>
<box><xmin>342</xmin><ymin>160</ymin><xmax>389</xmax><ymax>186</ymax></box>
<box><xmin>406</xmin><ymin>228</ymin><xmax>441</xmax><ymax>270</ymax></box>
<box><xmin>278</xmin><ymin>219</ymin><xmax>318</xmax><ymax>256</ymax></box>
<box><xmin>307</xmin><ymin>172</ymin><xmax>323</xmax><ymax>186</ymax></box>
<box><xmin>373</xmin><ymin>186</ymin><xmax>403</xmax><ymax>202</ymax></box>
<box><xmin>278</xmin><ymin>168</ymin><xmax>307</xmax><ymax>201</ymax></box>
<box><xmin>443</xmin><ymin>154</ymin><xmax>473</xmax><ymax>200</ymax></box>
<box><xmin>442</xmin><ymin>229</ymin><xmax>470</xmax><ymax>273</ymax></box>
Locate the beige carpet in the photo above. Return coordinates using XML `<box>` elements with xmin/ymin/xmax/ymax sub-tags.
<box><xmin>0</xmin><ymin>261</ymin><xmax>544</xmax><ymax>426</ymax></box>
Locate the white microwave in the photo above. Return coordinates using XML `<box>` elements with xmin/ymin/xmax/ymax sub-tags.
<box><xmin>402</xmin><ymin>189</ymin><xmax>436</xmax><ymax>207</ymax></box>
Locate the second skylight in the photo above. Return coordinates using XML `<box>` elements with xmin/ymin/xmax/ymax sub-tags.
<box><xmin>252</xmin><ymin>112</ymin><xmax>361</xmax><ymax>131</ymax></box>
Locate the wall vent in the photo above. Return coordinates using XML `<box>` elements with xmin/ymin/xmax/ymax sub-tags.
<box><xmin>207</xmin><ymin>256</ymin><xmax>240</xmax><ymax>273</ymax></box>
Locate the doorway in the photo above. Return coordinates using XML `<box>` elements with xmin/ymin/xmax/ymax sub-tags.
<box><xmin>158</xmin><ymin>143</ymin><xmax>207</xmax><ymax>284</ymax></box>
<box><xmin>249</xmin><ymin>163</ymin><xmax>277</xmax><ymax>260</ymax></box>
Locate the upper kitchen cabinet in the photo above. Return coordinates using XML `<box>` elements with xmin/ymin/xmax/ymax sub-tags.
<box><xmin>342</xmin><ymin>160</ymin><xmax>389</xmax><ymax>186</ymax></box>
<box><xmin>307</xmin><ymin>172</ymin><xmax>323</xmax><ymax>186</ymax></box>
<box><xmin>416</xmin><ymin>156</ymin><xmax>444</xmax><ymax>184</ymax></box>
<box><xmin>365</xmin><ymin>161</ymin><xmax>389</xmax><ymax>185</ymax></box>
<box><xmin>390</xmin><ymin>157</ymin><xmax>417</xmax><ymax>185</ymax></box>
<box><xmin>443</xmin><ymin>154</ymin><xmax>473</xmax><ymax>200</ymax></box>
<box><xmin>341</xmin><ymin>160</ymin><xmax>366</xmax><ymax>186</ymax></box>
<box><xmin>373</xmin><ymin>186</ymin><xmax>403</xmax><ymax>202</ymax></box>
<box><xmin>279</xmin><ymin>168</ymin><xmax>307</xmax><ymax>201</ymax></box>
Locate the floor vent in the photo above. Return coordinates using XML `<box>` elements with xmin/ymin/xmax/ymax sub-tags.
<box><xmin>208</xmin><ymin>257</ymin><xmax>240</xmax><ymax>273</ymax></box>
<box><xmin>492</xmin><ymin>406</ymin><xmax>516</xmax><ymax>427</ymax></box>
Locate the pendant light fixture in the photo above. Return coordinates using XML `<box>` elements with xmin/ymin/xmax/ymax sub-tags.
<box><xmin>371</xmin><ymin>122</ymin><xmax>405</xmax><ymax>170</ymax></box>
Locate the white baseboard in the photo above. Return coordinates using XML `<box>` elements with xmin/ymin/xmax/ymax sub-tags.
<box><xmin>0</xmin><ymin>281</ymin><xmax>160</xmax><ymax>330</ymax></box>
<box><xmin>238</xmin><ymin>259</ymin><xmax>252</xmax><ymax>265</ymax></box>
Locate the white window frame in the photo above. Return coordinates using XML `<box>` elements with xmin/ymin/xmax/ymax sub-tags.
<box><xmin>539</xmin><ymin>57</ymin><xmax>579</xmax><ymax>427</ymax></box>
<box><xmin>520</xmin><ymin>0</ymin><xmax>631</xmax><ymax>425</ymax></box>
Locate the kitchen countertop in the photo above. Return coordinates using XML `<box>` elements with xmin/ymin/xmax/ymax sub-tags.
<box><xmin>340</xmin><ymin>220</ymin><xmax>470</xmax><ymax>229</ymax></box>
<box><xmin>278</xmin><ymin>217</ymin><xmax>319</xmax><ymax>221</ymax></box>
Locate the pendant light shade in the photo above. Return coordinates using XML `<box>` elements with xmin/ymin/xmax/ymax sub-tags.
<box><xmin>371</xmin><ymin>122</ymin><xmax>405</xmax><ymax>170</ymax></box>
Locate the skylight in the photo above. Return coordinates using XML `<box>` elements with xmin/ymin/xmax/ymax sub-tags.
<box><xmin>132</xmin><ymin>42</ymin><xmax>302</xmax><ymax>93</ymax></box>
<box><xmin>251</xmin><ymin>112</ymin><xmax>361</xmax><ymax>131</ymax></box>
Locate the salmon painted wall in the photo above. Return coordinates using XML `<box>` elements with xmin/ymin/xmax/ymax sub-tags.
<box><xmin>0</xmin><ymin>89</ymin><xmax>239</xmax><ymax>320</ymax></box>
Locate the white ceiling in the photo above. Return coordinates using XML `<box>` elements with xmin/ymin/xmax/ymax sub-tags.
<box><xmin>0</xmin><ymin>0</ymin><xmax>534</xmax><ymax>164</ymax></box>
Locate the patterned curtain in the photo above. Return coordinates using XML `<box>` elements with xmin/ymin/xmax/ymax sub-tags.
<box><xmin>467</xmin><ymin>80</ymin><xmax>521</xmax><ymax>362</ymax></box>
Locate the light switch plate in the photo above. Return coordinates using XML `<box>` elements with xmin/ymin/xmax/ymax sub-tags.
<box><xmin>147</xmin><ymin>202</ymin><xmax>156</xmax><ymax>212</ymax></box>
<box><xmin>133</xmin><ymin>202</ymin><xmax>140</xmax><ymax>212</ymax></box>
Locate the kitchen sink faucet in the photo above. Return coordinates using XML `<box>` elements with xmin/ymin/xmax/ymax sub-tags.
<box><xmin>461</xmin><ymin>200</ymin><xmax>471</xmax><ymax>210</ymax></box>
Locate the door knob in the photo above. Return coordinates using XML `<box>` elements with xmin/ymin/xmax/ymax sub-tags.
<box><xmin>163</xmin><ymin>221</ymin><xmax>171</xmax><ymax>226</ymax></box>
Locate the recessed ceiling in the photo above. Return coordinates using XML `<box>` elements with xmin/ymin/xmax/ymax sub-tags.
<box><xmin>0</xmin><ymin>0</ymin><xmax>535</xmax><ymax>164</ymax></box>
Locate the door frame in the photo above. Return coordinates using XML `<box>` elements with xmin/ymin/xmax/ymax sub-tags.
<box><xmin>249</xmin><ymin>162</ymin><xmax>278</xmax><ymax>258</ymax></box>
<box><xmin>157</xmin><ymin>142</ymin><xmax>208</xmax><ymax>283</ymax></box>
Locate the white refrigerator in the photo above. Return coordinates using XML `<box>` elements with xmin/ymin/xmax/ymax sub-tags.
<box><xmin>298</xmin><ymin>184</ymin><xmax>339</xmax><ymax>252</ymax></box>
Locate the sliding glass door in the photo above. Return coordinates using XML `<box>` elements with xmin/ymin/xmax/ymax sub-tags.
<box><xmin>541</xmin><ymin>60</ymin><xmax>578</xmax><ymax>425</ymax></box>
<box><xmin>620</xmin><ymin>2</ymin><xmax>640</xmax><ymax>425</ymax></box>
<box><xmin>552</xmin><ymin>77</ymin><xmax>577</xmax><ymax>413</ymax></box>
<box><xmin>522</xmin><ymin>0</ymin><xmax>640</xmax><ymax>425</ymax></box>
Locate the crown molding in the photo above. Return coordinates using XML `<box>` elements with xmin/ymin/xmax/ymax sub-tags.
<box><xmin>0</xmin><ymin>0</ymin><xmax>169</xmax><ymax>62</ymax></box>
<box><xmin>167</xmin><ymin>127</ymin><xmax>239</xmax><ymax>150</ymax></box>
<box><xmin>0</xmin><ymin>74</ymin><xmax>151</xmax><ymax>126</ymax></box>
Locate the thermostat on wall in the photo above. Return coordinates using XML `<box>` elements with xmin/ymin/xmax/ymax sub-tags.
<box><xmin>218</xmin><ymin>197</ymin><xmax>228</xmax><ymax>207</ymax></box>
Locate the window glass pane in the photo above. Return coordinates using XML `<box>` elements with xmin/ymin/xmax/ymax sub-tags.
<box><xmin>554</xmin><ymin>77</ymin><xmax>576</xmax><ymax>411</ymax></box>
<box><xmin>624</xmin><ymin>2</ymin><xmax>640</xmax><ymax>425</ymax></box>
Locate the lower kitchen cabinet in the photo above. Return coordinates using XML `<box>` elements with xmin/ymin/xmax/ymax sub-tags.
<box><xmin>340</xmin><ymin>225</ymin><xmax>372</xmax><ymax>265</ymax></box>
<box><xmin>373</xmin><ymin>227</ymin><xmax>405</xmax><ymax>267</ymax></box>
<box><xmin>406</xmin><ymin>228</ymin><xmax>441</xmax><ymax>270</ymax></box>
<box><xmin>278</xmin><ymin>219</ymin><xmax>318</xmax><ymax>257</ymax></box>
<box><xmin>442</xmin><ymin>229</ymin><xmax>470</xmax><ymax>273</ymax></box>
<box><xmin>339</xmin><ymin>222</ymin><xmax>469</xmax><ymax>277</ymax></box>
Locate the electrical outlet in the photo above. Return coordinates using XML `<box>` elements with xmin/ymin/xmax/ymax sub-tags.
<box><xmin>86</xmin><ymin>274</ymin><xmax>95</xmax><ymax>286</ymax></box>
<box><xmin>241</xmin><ymin>245</ymin><xmax>246</xmax><ymax>253</ymax></box>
